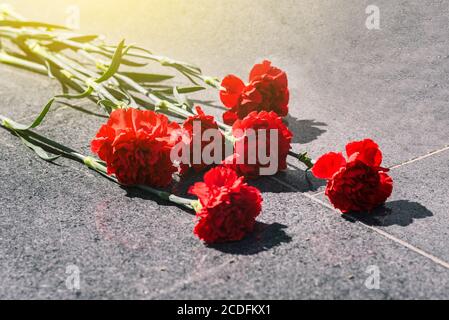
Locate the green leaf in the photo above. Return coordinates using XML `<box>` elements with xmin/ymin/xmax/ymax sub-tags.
<box><xmin>97</xmin><ymin>49</ymin><xmax>148</xmax><ymax>67</ymax></box>
<box><xmin>98</xmin><ymin>99</ymin><xmax>118</xmax><ymax>113</ymax></box>
<box><xmin>157</xmin><ymin>86</ymin><xmax>205</xmax><ymax>94</ymax></box>
<box><xmin>173</xmin><ymin>86</ymin><xmax>187</xmax><ymax>105</ymax></box>
<box><xmin>0</xmin><ymin>20</ymin><xmax>69</xmax><ymax>30</ymax></box>
<box><xmin>179</xmin><ymin>69</ymin><xmax>200</xmax><ymax>85</ymax></box>
<box><xmin>68</xmin><ymin>35</ymin><xmax>99</xmax><ymax>43</ymax></box>
<box><xmin>127</xmin><ymin>45</ymin><xmax>153</xmax><ymax>55</ymax></box>
<box><xmin>120</xmin><ymin>71</ymin><xmax>174</xmax><ymax>83</ymax></box>
<box><xmin>129</xmin><ymin>94</ymin><xmax>155</xmax><ymax>110</ymax></box>
<box><xmin>45</xmin><ymin>35</ymin><xmax>99</xmax><ymax>51</ymax></box>
<box><xmin>157</xmin><ymin>56</ymin><xmax>202</xmax><ymax>74</ymax></box>
<box><xmin>95</xmin><ymin>40</ymin><xmax>125</xmax><ymax>83</ymax></box>
<box><xmin>16</xmin><ymin>131</ymin><xmax>60</xmax><ymax>162</ymax></box>
<box><xmin>43</xmin><ymin>59</ymin><xmax>55</xmax><ymax>79</ymax></box>
<box><xmin>172</xmin><ymin>86</ymin><xmax>193</xmax><ymax>111</ymax></box>
<box><xmin>107</xmin><ymin>87</ymin><xmax>131</xmax><ymax>102</ymax></box>
<box><xmin>11</xmin><ymin>98</ymin><xmax>55</xmax><ymax>131</ymax></box>
<box><xmin>56</xmin><ymin>86</ymin><xmax>93</xmax><ymax>99</ymax></box>
<box><xmin>120</xmin><ymin>58</ymin><xmax>148</xmax><ymax>67</ymax></box>
<box><xmin>180</xmin><ymin>63</ymin><xmax>202</xmax><ymax>74</ymax></box>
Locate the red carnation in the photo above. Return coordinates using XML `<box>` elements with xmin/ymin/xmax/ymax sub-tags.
<box><xmin>224</xmin><ymin>111</ymin><xmax>292</xmax><ymax>178</ymax></box>
<box><xmin>220</xmin><ymin>60</ymin><xmax>289</xmax><ymax>125</ymax></box>
<box><xmin>189</xmin><ymin>167</ymin><xmax>263</xmax><ymax>243</ymax></box>
<box><xmin>91</xmin><ymin>108</ymin><xmax>180</xmax><ymax>187</ymax></box>
<box><xmin>180</xmin><ymin>106</ymin><xmax>224</xmax><ymax>174</ymax></box>
<box><xmin>312</xmin><ymin>139</ymin><xmax>393</xmax><ymax>213</ymax></box>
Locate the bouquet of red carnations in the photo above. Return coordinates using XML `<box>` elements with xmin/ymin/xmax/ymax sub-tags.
<box><xmin>0</xmin><ymin>7</ymin><xmax>393</xmax><ymax>244</ymax></box>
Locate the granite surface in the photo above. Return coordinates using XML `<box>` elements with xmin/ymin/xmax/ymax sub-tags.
<box><xmin>1</xmin><ymin>0</ymin><xmax>448</xmax><ymax>299</ymax></box>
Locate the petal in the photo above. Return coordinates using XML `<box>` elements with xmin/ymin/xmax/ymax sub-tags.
<box><xmin>188</xmin><ymin>182</ymin><xmax>210</xmax><ymax>204</ymax></box>
<box><xmin>312</xmin><ymin>152</ymin><xmax>347</xmax><ymax>180</ymax></box>
<box><xmin>378</xmin><ymin>172</ymin><xmax>394</xmax><ymax>200</ymax></box>
<box><xmin>203</xmin><ymin>166</ymin><xmax>239</xmax><ymax>188</ymax></box>
<box><xmin>131</xmin><ymin>107</ymin><xmax>144</xmax><ymax>132</ymax></box>
<box><xmin>346</xmin><ymin>138</ymin><xmax>383</xmax><ymax>167</ymax></box>
<box><xmin>240</xmin><ymin>85</ymin><xmax>263</xmax><ymax>106</ymax></box>
<box><xmin>223</xmin><ymin>110</ymin><xmax>239</xmax><ymax>126</ymax></box>
<box><xmin>249</xmin><ymin>60</ymin><xmax>272</xmax><ymax>81</ymax></box>
<box><xmin>272</xmin><ymin>69</ymin><xmax>288</xmax><ymax>88</ymax></box>
<box><xmin>91</xmin><ymin>124</ymin><xmax>114</xmax><ymax>151</ymax></box>
<box><xmin>107</xmin><ymin>108</ymin><xmax>133</xmax><ymax>131</ymax></box>
<box><xmin>194</xmin><ymin>106</ymin><xmax>206</xmax><ymax>116</ymax></box>
<box><xmin>220</xmin><ymin>75</ymin><xmax>245</xmax><ymax>108</ymax></box>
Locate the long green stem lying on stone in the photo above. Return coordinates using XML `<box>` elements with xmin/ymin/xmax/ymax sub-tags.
<box><xmin>0</xmin><ymin>6</ymin><xmax>313</xmax><ymax>169</ymax></box>
<box><xmin>0</xmin><ymin>112</ymin><xmax>196</xmax><ymax>210</ymax></box>
<box><xmin>0</xmin><ymin>7</ymin><xmax>208</xmax><ymax>115</ymax></box>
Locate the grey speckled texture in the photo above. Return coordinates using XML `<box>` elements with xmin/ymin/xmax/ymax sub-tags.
<box><xmin>1</xmin><ymin>137</ymin><xmax>449</xmax><ymax>299</ymax></box>
<box><xmin>316</xmin><ymin>149</ymin><xmax>449</xmax><ymax>263</ymax></box>
<box><xmin>162</xmin><ymin>196</ymin><xmax>449</xmax><ymax>300</ymax></box>
<box><xmin>1</xmin><ymin>0</ymin><xmax>449</xmax><ymax>299</ymax></box>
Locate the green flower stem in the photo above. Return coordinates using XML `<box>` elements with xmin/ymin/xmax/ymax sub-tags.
<box><xmin>1</xmin><ymin>50</ymin><xmax>310</xmax><ymax>171</ymax></box>
<box><xmin>199</xmin><ymin>75</ymin><xmax>224</xmax><ymax>90</ymax></box>
<box><xmin>0</xmin><ymin>8</ymin><xmax>313</xmax><ymax>169</ymax></box>
<box><xmin>0</xmin><ymin>12</ymin><xmax>213</xmax><ymax>114</ymax></box>
<box><xmin>0</xmin><ymin>114</ymin><xmax>195</xmax><ymax>210</ymax></box>
<box><xmin>24</xmin><ymin>40</ymin><xmax>121</xmax><ymax>107</ymax></box>
<box><xmin>49</xmin><ymin>40</ymin><xmax>197</xmax><ymax>118</ymax></box>
<box><xmin>288</xmin><ymin>151</ymin><xmax>314</xmax><ymax>170</ymax></box>
<box><xmin>0</xmin><ymin>7</ymin><xmax>213</xmax><ymax>89</ymax></box>
<box><xmin>1</xmin><ymin>28</ymin><xmax>191</xmax><ymax>118</ymax></box>
<box><xmin>113</xmin><ymin>72</ymin><xmax>192</xmax><ymax>118</ymax></box>
<box><xmin>2</xmin><ymin>30</ymin><xmax>120</xmax><ymax>106</ymax></box>
<box><xmin>0</xmin><ymin>50</ymin><xmax>102</xmax><ymax>106</ymax></box>
<box><xmin>0</xmin><ymin>50</ymin><xmax>47</xmax><ymax>74</ymax></box>
<box><xmin>0</xmin><ymin>23</ymin><xmax>207</xmax><ymax>87</ymax></box>
<box><xmin>83</xmin><ymin>156</ymin><xmax>195</xmax><ymax>210</ymax></box>
<box><xmin>73</xmin><ymin>48</ymin><xmax>196</xmax><ymax>118</ymax></box>
<box><xmin>76</xmin><ymin>50</ymin><xmax>188</xmax><ymax>114</ymax></box>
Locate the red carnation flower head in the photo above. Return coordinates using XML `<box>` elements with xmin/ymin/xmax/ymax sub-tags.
<box><xmin>180</xmin><ymin>106</ymin><xmax>224</xmax><ymax>174</ymax></box>
<box><xmin>220</xmin><ymin>60</ymin><xmax>289</xmax><ymax>125</ymax></box>
<box><xmin>91</xmin><ymin>108</ymin><xmax>180</xmax><ymax>187</ymax></box>
<box><xmin>312</xmin><ymin>139</ymin><xmax>393</xmax><ymax>213</ymax></box>
<box><xmin>223</xmin><ymin>111</ymin><xmax>292</xmax><ymax>178</ymax></box>
<box><xmin>189</xmin><ymin>167</ymin><xmax>263</xmax><ymax>243</ymax></box>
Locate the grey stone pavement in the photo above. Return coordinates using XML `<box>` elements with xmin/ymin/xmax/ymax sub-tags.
<box><xmin>1</xmin><ymin>0</ymin><xmax>449</xmax><ymax>299</ymax></box>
